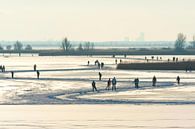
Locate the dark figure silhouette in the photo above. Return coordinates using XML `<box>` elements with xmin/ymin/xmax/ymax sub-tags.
<box><xmin>98</xmin><ymin>62</ymin><xmax>101</xmax><ymax>69</ymax></box>
<box><xmin>101</xmin><ymin>62</ymin><xmax>104</xmax><ymax>69</ymax></box>
<box><xmin>152</xmin><ymin>76</ymin><xmax>157</xmax><ymax>86</ymax></box>
<box><xmin>34</xmin><ymin>64</ymin><xmax>37</xmax><ymax>71</ymax></box>
<box><xmin>115</xmin><ymin>59</ymin><xmax>117</xmax><ymax>64</ymax></box>
<box><xmin>37</xmin><ymin>70</ymin><xmax>40</xmax><ymax>79</ymax></box>
<box><xmin>112</xmin><ymin>77</ymin><xmax>117</xmax><ymax>91</ymax></box>
<box><xmin>99</xmin><ymin>72</ymin><xmax>102</xmax><ymax>81</ymax></box>
<box><xmin>173</xmin><ymin>57</ymin><xmax>175</xmax><ymax>62</ymax></box>
<box><xmin>120</xmin><ymin>59</ymin><xmax>122</xmax><ymax>63</ymax></box>
<box><xmin>124</xmin><ymin>54</ymin><xmax>127</xmax><ymax>58</ymax></box>
<box><xmin>177</xmin><ymin>76</ymin><xmax>180</xmax><ymax>85</ymax></box>
<box><xmin>106</xmin><ymin>78</ymin><xmax>111</xmax><ymax>90</ymax></box>
<box><xmin>92</xmin><ymin>80</ymin><xmax>98</xmax><ymax>92</ymax></box>
<box><xmin>95</xmin><ymin>60</ymin><xmax>99</xmax><ymax>66</ymax></box>
<box><xmin>134</xmin><ymin>78</ymin><xmax>139</xmax><ymax>89</ymax></box>
<box><xmin>1</xmin><ymin>65</ymin><xmax>5</xmax><ymax>72</ymax></box>
<box><xmin>189</xmin><ymin>65</ymin><xmax>192</xmax><ymax>72</ymax></box>
<box><xmin>176</xmin><ymin>58</ymin><xmax>178</xmax><ymax>62</ymax></box>
<box><xmin>87</xmin><ymin>61</ymin><xmax>90</xmax><ymax>66</ymax></box>
<box><xmin>3</xmin><ymin>65</ymin><xmax>5</xmax><ymax>72</ymax></box>
<box><xmin>11</xmin><ymin>71</ymin><xmax>14</xmax><ymax>79</ymax></box>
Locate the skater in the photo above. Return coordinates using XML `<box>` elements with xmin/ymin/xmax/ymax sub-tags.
<box><xmin>92</xmin><ymin>80</ymin><xmax>98</xmax><ymax>92</ymax></box>
<box><xmin>112</xmin><ymin>77</ymin><xmax>117</xmax><ymax>91</ymax></box>
<box><xmin>106</xmin><ymin>78</ymin><xmax>111</xmax><ymax>90</ymax></box>
<box><xmin>87</xmin><ymin>61</ymin><xmax>90</xmax><ymax>66</ymax></box>
<box><xmin>115</xmin><ymin>59</ymin><xmax>117</xmax><ymax>64</ymax></box>
<box><xmin>177</xmin><ymin>76</ymin><xmax>180</xmax><ymax>85</ymax></box>
<box><xmin>2</xmin><ymin>65</ymin><xmax>5</xmax><ymax>72</ymax></box>
<box><xmin>99</xmin><ymin>72</ymin><xmax>102</xmax><ymax>81</ymax></box>
<box><xmin>34</xmin><ymin>64</ymin><xmax>37</xmax><ymax>71</ymax></box>
<box><xmin>98</xmin><ymin>62</ymin><xmax>101</xmax><ymax>69</ymax></box>
<box><xmin>101</xmin><ymin>62</ymin><xmax>104</xmax><ymax>69</ymax></box>
<box><xmin>37</xmin><ymin>70</ymin><xmax>40</xmax><ymax>79</ymax></box>
<box><xmin>134</xmin><ymin>78</ymin><xmax>139</xmax><ymax>89</ymax></box>
<box><xmin>152</xmin><ymin>76</ymin><xmax>157</xmax><ymax>86</ymax></box>
<box><xmin>11</xmin><ymin>71</ymin><xmax>14</xmax><ymax>79</ymax></box>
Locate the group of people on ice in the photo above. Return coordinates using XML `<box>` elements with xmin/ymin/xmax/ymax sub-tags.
<box><xmin>92</xmin><ymin>73</ymin><xmax>181</xmax><ymax>92</ymax></box>
<box><xmin>92</xmin><ymin>76</ymin><xmax>117</xmax><ymax>92</ymax></box>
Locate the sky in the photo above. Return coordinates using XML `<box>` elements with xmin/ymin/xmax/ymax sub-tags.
<box><xmin>0</xmin><ymin>0</ymin><xmax>194</xmax><ymax>41</ymax></box>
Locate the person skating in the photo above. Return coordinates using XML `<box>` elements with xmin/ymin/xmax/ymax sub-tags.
<box><xmin>34</xmin><ymin>64</ymin><xmax>37</xmax><ymax>71</ymax></box>
<box><xmin>112</xmin><ymin>77</ymin><xmax>117</xmax><ymax>91</ymax></box>
<box><xmin>37</xmin><ymin>70</ymin><xmax>40</xmax><ymax>79</ymax></box>
<box><xmin>11</xmin><ymin>71</ymin><xmax>14</xmax><ymax>79</ymax></box>
<box><xmin>152</xmin><ymin>76</ymin><xmax>157</xmax><ymax>86</ymax></box>
<box><xmin>92</xmin><ymin>80</ymin><xmax>98</xmax><ymax>92</ymax></box>
<box><xmin>99</xmin><ymin>72</ymin><xmax>102</xmax><ymax>81</ymax></box>
<box><xmin>106</xmin><ymin>78</ymin><xmax>111</xmax><ymax>90</ymax></box>
<box><xmin>134</xmin><ymin>78</ymin><xmax>139</xmax><ymax>89</ymax></box>
<box><xmin>177</xmin><ymin>76</ymin><xmax>180</xmax><ymax>85</ymax></box>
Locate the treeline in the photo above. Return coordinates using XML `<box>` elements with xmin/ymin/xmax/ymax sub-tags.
<box><xmin>175</xmin><ymin>33</ymin><xmax>195</xmax><ymax>51</ymax></box>
<box><xmin>61</xmin><ymin>37</ymin><xmax>95</xmax><ymax>52</ymax></box>
<box><xmin>0</xmin><ymin>41</ymin><xmax>33</xmax><ymax>51</ymax></box>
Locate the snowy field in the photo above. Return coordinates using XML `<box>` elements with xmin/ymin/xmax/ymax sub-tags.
<box><xmin>0</xmin><ymin>55</ymin><xmax>195</xmax><ymax>129</ymax></box>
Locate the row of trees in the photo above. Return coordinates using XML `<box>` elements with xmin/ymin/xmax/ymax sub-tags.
<box><xmin>61</xmin><ymin>37</ymin><xmax>95</xmax><ymax>51</ymax></box>
<box><xmin>175</xmin><ymin>33</ymin><xmax>195</xmax><ymax>51</ymax></box>
<box><xmin>0</xmin><ymin>41</ymin><xmax>32</xmax><ymax>51</ymax></box>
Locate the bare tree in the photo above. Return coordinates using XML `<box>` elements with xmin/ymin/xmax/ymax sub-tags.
<box><xmin>61</xmin><ymin>37</ymin><xmax>72</xmax><ymax>51</ymax></box>
<box><xmin>6</xmin><ymin>45</ymin><xmax>12</xmax><ymax>50</ymax></box>
<box><xmin>190</xmin><ymin>35</ymin><xmax>195</xmax><ymax>48</ymax></box>
<box><xmin>84</xmin><ymin>42</ymin><xmax>90</xmax><ymax>50</ymax></box>
<box><xmin>14</xmin><ymin>41</ymin><xmax>23</xmax><ymax>51</ymax></box>
<box><xmin>77</xmin><ymin>43</ymin><xmax>83</xmax><ymax>51</ymax></box>
<box><xmin>0</xmin><ymin>44</ymin><xmax>3</xmax><ymax>50</ymax></box>
<box><xmin>25</xmin><ymin>44</ymin><xmax>33</xmax><ymax>51</ymax></box>
<box><xmin>175</xmin><ymin>33</ymin><xmax>186</xmax><ymax>51</ymax></box>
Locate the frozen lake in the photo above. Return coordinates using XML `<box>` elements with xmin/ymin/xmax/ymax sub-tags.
<box><xmin>0</xmin><ymin>55</ymin><xmax>195</xmax><ymax>128</ymax></box>
<box><xmin>0</xmin><ymin>55</ymin><xmax>195</xmax><ymax>104</ymax></box>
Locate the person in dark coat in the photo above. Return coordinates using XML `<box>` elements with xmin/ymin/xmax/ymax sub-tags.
<box><xmin>177</xmin><ymin>76</ymin><xmax>180</xmax><ymax>85</ymax></box>
<box><xmin>37</xmin><ymin>70</ymin><xmax>40</xmax><ymax>79</ymax></box>
<box><xmin>11</xmin><ymin>71</ymin><xmax>14</xmax><ymax>79</ymax></box>
<box><xmin>92</xmin><ymin>80</ymin><xmax>98</xmax><ymax>92</ymax></box>
<box><xmin>34</xmin><ymin>64</ymin><xmax>37</xmax><ymax>71</ymax></box>
<box><xmin>106</xmin><ymin>78</ymin><xmax>111</xmax><ymax>90</ymax></box>
<box><xmin>112</xmin><ymin>77</ymin><xmax>117</xmax><ymax>91</ymax></box>
<box><xmin>134</xmin><ymin>78</ymin><xmax>139</xmax><ymax>88</ymax></box>
<box><xmin>152</xmin><ymin>76</ymin><xmax>157</xmax><ymax>86</ymax></box>
<box><xmin>99</xmin><ymin>72</ymin><xmax>102</xmax><ymax>81</ymax></box>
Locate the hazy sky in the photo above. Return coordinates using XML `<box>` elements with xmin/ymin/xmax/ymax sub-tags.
<box><xmin>0</xmin><ymin>0</ymin><xmax>194</xmax><ymax>41</ymax></box>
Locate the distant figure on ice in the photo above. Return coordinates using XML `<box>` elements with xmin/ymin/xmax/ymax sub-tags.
<box><xmin>92</xmin><ymin>80</ymin><xmax>98</xmax><ymax>92</ymax></box>
<box><xmin>112</xmin><ymin>77</ymin><xmax>117</xmax><ymax>91</ymax></box>
<box><xmin>3</xmin><ymin>65</ymin><xmax>5</xmax><ymax>72</ymax></box>
<box><xmin>134</xmin><ymin>78</ymin><xmax>139</xmax><ymax>89</ymax></box>
<box><xmin>97</xmin><ymin>62</ymin><xmax>101</xmax><ymax>69</ymax></box>
<box><xmin>115</xmin><ymin>59</ymin><xmax>117</xmax><ymax>64</ymax></box>
<box><xmin>34</xmin><ymin>64</ymin><xmax>37</xmax><ymax>71</ymax></box>
<box><xmin>87</xmin><ymin>61</ymin><xmax>90</xmax><ymax>66</ymax></box>
<box><xmin>95</xmin><ymin>60</ymin><xmax>99</xmax><ymax>66</ymax></box>
<box><xmin>11</xmin><ymin>71</ymin><xmax>14</xmax><ymax>79</ymax></box>
<box><xmin>37</xmin><ymin>70</ymin><xmax>40</xmax><ymax>79</ymax></box>
<box><xmin>177</xmin><ymin>76</ymin><xmax>180</xmax><ymax>85</ymax></box>
<box><xmin>98</xmin><ymin>72</ymin><xmax>102</xmax><ymax>81</ymax></box>
<box><xmin>152</xmin><ymin>76</ymin><xmax>157</xmax><ymax>86</ymax></box>
<box><xmin>101</xmin><ymin>62</ymin><xmax>104</xmax><ymax>69</ymax></box>
<box><xmin>106</xmin><ymin>78</ymin><xmax>111</xmax><ymax>90</ymax></box>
